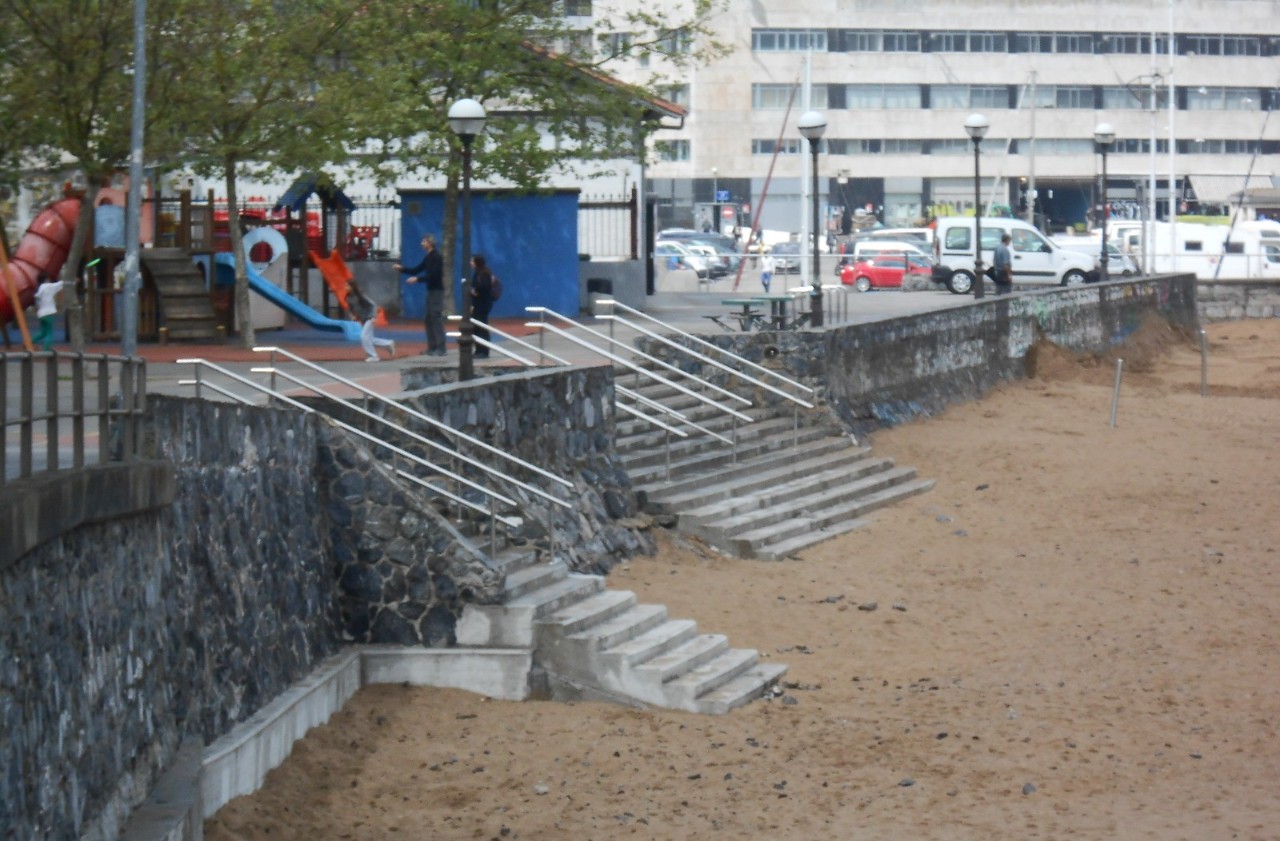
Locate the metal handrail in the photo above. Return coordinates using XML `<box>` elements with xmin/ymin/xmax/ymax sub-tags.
<box><xmin>178</xmin><ymin>359</ymin><xmax>534</xmax><ymax>561</ymax></box>
<box><xmin>477</xmin><ymin>321</ymin><xmax>573</xmax><ymax>366</ymax></box>
<box><xmin>444</xmin><ymin>329</ymin><xmax>537</xmax><ymax>366</ymax></box>
<box><xmin>526</xmin><ymin>322</ymin><xmax>754</xmax><ymax>423</ymax></box>
<box><xmin>614</xmin><ymin>384</ymin><xmax>731</xmax><ymax>446</ymax></box>
<box><xmin>526</xmin><ymin>307</ymin><xmax>752</xmax><ymax>410</ymax></box>
<box><xmin>596</xmin><ymin>299</ymin><xmax>815</xmax><ymax>399</ymax></box>
<box><xmin>252</xmin><ymin>346</ymin><xmax>571</xmax><ymax>490</ymax></box>
<box><xmin>2</xmin><ymin>352</ymin><xmax>146</xmax><ymax>485</ymax></box>
<box><xmin>596</xmin><ymin>313</ymin><xmax>815</xmax><ymax>410</ymax></box>
<box><xmin>251</xmin><ymin>364</ymin><xmax>569</xmax><ymax>512</ymax></box>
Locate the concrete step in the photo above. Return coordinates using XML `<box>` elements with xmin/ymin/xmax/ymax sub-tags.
<box><xmin>690</xmin><ymin>465</ymin><xmax>922</xmax><ymax>542</ymax></box>
<box><xmin>695</xmin><ymin>663</ymin><xmax>789</xmax><ymax>715</ymax></box>
<box><xmin>614</xmin><ymin>401</ymin><xmax>770</xmax><ymax>443</ymax></box>
<box><xmin>456</xmin><ymin>573</ymin><xmax>603</xmax><ymax>647</ymax></box>
<box><xmin>501</xmin><ymin>560</ymin><xmax>568</xmax><ymax>601</ymax></box>
<box><xmin>565</xmin><ymin>603</ymin><xmax>669</xmax><ymax>650</ymax></box>
<box><xmin>676</xmin><ymin>452</ymin><xmax>890</xmax><ymax>524</ymax></box>
<box><xmin>621</xmin><ymin>422</ymin><xmax>835</xmax><ymax>483</ymax></box>
<box><xmin>541</xmin><ymin>589</ymin><xmax>637</xmax><ymax>637</ymax></box>
<box><xmin>637</xmin><ymin>436</ymin><xmax>858</xmax><ymax>510</ymax></box>
<box><xmin>633</xmin><ymin>633</ymin><xmax>729</xmax><ymax>685</ymax></box>
<box><xmin>604</xmin><ymin>618</ymin><xmax>699</xmax><ymax>668</ymax></box>
<box><xmin>726</xmin><ymin>477</ymin><xmax>937</xmax><ymax>559</ymax></box>
<box><xmin>662</xmin><ymin>648</ymin><xmax>760</xmax><ymax>711</ymax></box>
<box><xmin>614</xmin><ymin>406</ymin><xmax>777</xmax><ymax>457</ymax></box>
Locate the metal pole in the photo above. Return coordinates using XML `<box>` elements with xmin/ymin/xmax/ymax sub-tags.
<box><xmin>1109</xmin><ymin>358</ymin><xmax>1124</xmax><ymax>427</ymax></box>
<box><xmin>1100</xmin><ymin>148</ymin><xmax>1110</xmax><ymax>282</ymax></box>
<box><xmin>809</xmin><ymin>140</ymin><xmax>824</xmax><ymax>327</ymax></box>
<box><xmin>973</xmin><ymin>138</ymin><xmax>985</xmax><ymax>299</ymax></box>
<box><xmin>121</xmin><ymin>0</ymin><xmax>147</xmax><ymax>357</ymax></box>
<box><xmin>459</xmin><ymin>134</ymin><xmax>476</xmax><ymax>381</ymax></box>
<box><xmin>1199</xmin><ymin>328</ymin><xmax>1208</xmax><ymax>397</ymax></box>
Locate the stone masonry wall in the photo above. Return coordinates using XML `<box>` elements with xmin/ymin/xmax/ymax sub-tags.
<box><xmin>0</xmin><ymin>398</ymin><xmax>341</xmax><ymax>841</ymax></box>
<box><xmin>1196</xmin><ymin>279</ymin><xmax>1280</xmax><ymax>321</ymax></box>
<box><xmin>638</xmin><ymin>275</ymin><xmax>1200</xmax><ymax>437</ymax></box>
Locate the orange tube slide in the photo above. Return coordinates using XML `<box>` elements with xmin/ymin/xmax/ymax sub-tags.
<box><xmin>0</xmin><ymin>198</ymin><xmax>82</xmax><ymax>324</ymax></box>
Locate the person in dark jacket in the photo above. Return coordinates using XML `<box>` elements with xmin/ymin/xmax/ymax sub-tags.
<box><xmin>396</xmin><ymin>234</ymin><xmax>446</xmax><ymax>355</ymax></box>
<box><xmin>469</xmin><ymin>254</ymin><xmax>495</xmax><ymax>358</ymax></box>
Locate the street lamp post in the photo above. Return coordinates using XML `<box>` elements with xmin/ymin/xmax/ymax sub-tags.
<box><xmin>711</xmin><ymin>166</ymin><xmax>718</xmax><ymax>232</ymax></box>
<box><xmin>964</xmin><ymin>113</ymin><xmax>989</xmax><ymax>300</ymax></box>
<box><xmin>1094</xmin><ymin>122</ymin><xmax>1116</xmax><ymax>282</ymax></box>
<box><xmin>799</xmin><ymin>110</ymin><xmax>827</xmax><ymax>327</ymax></box>
<box><xmin>448</xmin><ymin>97</ymin><xmax>487</xmax><ymax>380</ymax></box>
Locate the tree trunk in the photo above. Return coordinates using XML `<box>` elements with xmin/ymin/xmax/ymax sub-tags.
<box><xmin>224</xmin><ymin>160</ymin><xmax>256</xmax><ymax>348</ymax></box>
<box><xmin>61</xmin><ymin>181</ymin><xmax>101</xmax><ymax>353</ymax></box>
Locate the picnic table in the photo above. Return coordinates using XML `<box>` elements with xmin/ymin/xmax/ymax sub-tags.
<box><xmin>708</xmin><ymin>297</ymin><xmax>769</xmax><ymax>332</ymax></box>
<box><xmin>752</xmin><ymin>293</ymin><xmax>795</xmax><ymax>329</ymax></box>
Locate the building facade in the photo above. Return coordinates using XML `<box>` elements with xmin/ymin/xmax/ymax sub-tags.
<box><xmin>625</xmin><ymin>0</ymin><xmax>1280</xmax><ymax>236</ymax></box>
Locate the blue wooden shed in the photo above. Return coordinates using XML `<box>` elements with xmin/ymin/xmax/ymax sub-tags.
<box><xmin>398</xmin><ymin>188</ymin><xmax>580</xmax><ymax>320</ymax></box>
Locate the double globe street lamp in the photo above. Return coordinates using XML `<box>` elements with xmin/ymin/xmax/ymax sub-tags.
<box><xmin>448</xmin><ymin>98</ymin><xmax>487</xmax><ymax>380</ymax></box>
<box><xmin>798</xmin><ymin>110</ymin><xmax>827</xmax><ymax>327</ymax></box>
<box><xmin>964</xmin><ymin>113</ymin><xmax>989</xmax><ymax>300</ymax></box>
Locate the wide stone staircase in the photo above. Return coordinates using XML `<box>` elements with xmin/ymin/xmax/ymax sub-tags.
<box><xmin>456</xmin><ymin>540</ymin><xmax>786</xmax><ymax>714</ymax></box>
<box><xmin>141</xmin><ymin>249</ymin><xmax>222</xmax><ymax>340</ymax></box>
<box><xmin>615</xmin><ymin>370</ymin><xmax>935</xmax><ymax>560</ymax></box>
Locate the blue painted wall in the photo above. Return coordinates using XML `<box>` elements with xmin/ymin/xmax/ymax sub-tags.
<box><xmin>398</xmin><ymin>189</ymin><xmax>580</xmax><ymax>320</ymax></box>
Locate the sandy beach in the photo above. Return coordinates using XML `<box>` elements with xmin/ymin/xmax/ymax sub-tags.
<box><xmin>206</xmin><ymin>317</ymin><xmax>1280</xmax><ymax>841</ymax></box>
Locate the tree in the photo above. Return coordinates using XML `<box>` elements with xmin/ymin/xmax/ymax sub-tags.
<box><xmin>0</xmin><ymin>0</ymin><xmax>192</xmax><ymax>350</ymax></box>
<box><xmin>343</xmin><ymin>0</ymin><xmax>728</xmax><ymax>302</ymax></box>
<box><xmin>161</xmin><ymin>0</ymin><xmax>367</xmax><ymax>348</ymax></box>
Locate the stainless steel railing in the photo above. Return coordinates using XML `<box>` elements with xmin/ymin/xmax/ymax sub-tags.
<box><xmin>2</xmin><ymin>352</ymin><xmax>146</xmax><ymax>486</ymax></box>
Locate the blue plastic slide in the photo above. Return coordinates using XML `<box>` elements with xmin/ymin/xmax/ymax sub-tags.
<box><xmin>213</xmin><ymin>253</ymin><xmax>360</xmax><ymax>341</ymax></box>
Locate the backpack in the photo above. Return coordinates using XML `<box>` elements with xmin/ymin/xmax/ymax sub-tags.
<box><xmin>489</xmin><ymin>274</ymin><xmax>503</xmax><ymax>301</ymax></box>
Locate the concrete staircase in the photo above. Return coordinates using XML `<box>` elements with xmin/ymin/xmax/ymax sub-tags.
<box><xmin>141</xmin><ymin>249</ymin><xmax>222</xmax><ymax>340</ymax></box>
<box><xmin>457</xmin><ymin>544</ymin><xmax>786</xmax><ymax>714</ymax></box>
<box><xmin>616</xmin><ymin>372</ymin><xmax>934</xmax><ymax>560</ymax></box>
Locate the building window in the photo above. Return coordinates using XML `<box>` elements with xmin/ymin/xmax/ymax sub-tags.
<box><xmin>1014</xmin><ymin>32</ymin><xmax>1093</xmax><ymax>53</ymax></box>
<box><xmin>562</xmin><ymin>30</ymin><xmax>592</xmax><ymax>59</ymax></box>
<box><xmin>1054</xmin><ymin>33</ymin><xmax>1095</xmax><ymax>53</ymax></box>
<box><xmin>752</xmin><ymin>29</ymin><xmax>827</xmax><ymax>52</ymax></box>
<box><xmin>971</xmin><ymin>85</ymin><xmax>1010</xmax><ymax>109</ymax></box>
<box><xmin>930</xmin><ymin>31</ymin><xmax>969</xmax><ymax>52</ymax></box>
<box><xmin>1051</xmin><ymin>86</ymin><xmax>1094</xmax><ymax>109</ymax></box>
<box><xmin>1103</xmin><ymin>85</ymin><xmax>1163</xmax><ymax>110</ymax></box>
<box><xmin>883</xmin><ymin>31</ymin><xmax>921</xmax><ymax>52</ymax></box>
<box><xmin>563</xmin><ymin>0</ymin><xmax>591</xmax><ymax>15</ymax></box>
<box><xmin>599</xmin><ymin>31</ymin><xmax>632</xmax><ymax>58</ymax></box>
<box><xmin>661</xmin><ymin>85</ymin><xmax>690</xmax><ymax>107</ymax></box>
<box><xmin>1222</xmin><ymin>36</ymin><xmax>1262</xmax><ymax>56</ymax></box>
<box><xmin>844</xmin><ymin>30</ymin><xmax>881</xmax><ymax>51</ymax></box>
<box><xmin>883</xmin><ymin>138</ymin><xmax>924</xmax><ymax>154</ymax></box>
<box><xmin>1188</xmin><ymin>87</ymin><xmax>1261</xmax><ymax>111</ymax></box>
<box><xmin>845</xmin><ymin>84</ymin><xmax>921</xmax><ymax>109</ymax></box>
<box><xmin>657</xmin><ymin>28</ymin><xmax>693</xmax><ymax>55</ymax></box>
<box><xmin>930</xmin><ymin>85</ymin><xmax>969</xmax><ymax>109</ymax></box>
<box><xmin>751</xmin><ymin>83</ymin><xmax>826</xmax><ymax>109</ymax></box>
<box><xmin>929</xmin><ymin>138</ymin><xmax>972</xmax><ymax>155</ymax></box>
<box><xmin>654</xmin><ymin>140</ymin><xmax>690</xmax><ymax>161</ymax></box>
<box><xmin>752</xmin><ymin>138</ymin><xmax>803</xmax><ymax>155</ymax></box>
<box><xmin>969</xmin><ymin>32</ymin><xmax>1008</xmax><ymax>53</ymax></box>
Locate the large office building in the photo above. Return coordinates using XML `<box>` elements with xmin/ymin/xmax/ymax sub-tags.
<box><xmin>613</xmin><ymin>0</ymin><xmax>1280</xmax><ymax>235</ymax></box>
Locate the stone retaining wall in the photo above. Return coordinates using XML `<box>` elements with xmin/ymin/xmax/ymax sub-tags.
<box><xmin>1196</xmin><ymin>279</ymin><xmax>1280</xmax><ymax>320</ymax></box>
<box><xmin>639</xmin><ymin>275</ymin><xmax>1201</xmax><ymax>437</ymax></box>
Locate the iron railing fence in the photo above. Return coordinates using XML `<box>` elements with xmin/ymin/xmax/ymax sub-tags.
<box><xmin>1</xmin><ymin>352</ymin><xmax>147</xmax><ymax>486</ymax></box>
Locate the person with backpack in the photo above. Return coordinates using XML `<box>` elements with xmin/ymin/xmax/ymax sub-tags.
<box><xmin>469</xmin><ymin>254</ymin><xmax>499</xmax><ymax>358</ymax></box>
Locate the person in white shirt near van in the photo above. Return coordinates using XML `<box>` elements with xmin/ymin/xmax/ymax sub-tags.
<box><xmin>760</xmin><ymin>253</ymin><xmax>775</xmax><ymax>293</ymax></box>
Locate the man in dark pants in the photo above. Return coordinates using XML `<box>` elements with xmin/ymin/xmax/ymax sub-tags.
<box><xmin>993</xmin><ymin>233</ymin><xmax>1014</xmax><ymax>295</ymax></box>
<box><xmin>396</xmin><ymin>234</ymin><xmax>446</xmax><ymax>355</ymax></box>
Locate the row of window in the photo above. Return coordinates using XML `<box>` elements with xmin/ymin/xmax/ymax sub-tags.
<box><xmin>653</xmin><ymin>137</ymin><xmax>1271</xmax><ymax>161</ymax></box>
<box><xmin>752</xmin><ymin>83</ymin><xmax>1275</xmax><ymax>112</ymax></box>
<box><xmin>753</xmin><ymin>28</ymin><xmax>1279</xmax><ymax>57</ymax></box>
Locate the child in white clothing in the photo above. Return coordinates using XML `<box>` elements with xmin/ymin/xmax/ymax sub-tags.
<box><xmin>33</xmin><ymin>272</ymin><xmax>65</xmax><ymax>352</ymax></box>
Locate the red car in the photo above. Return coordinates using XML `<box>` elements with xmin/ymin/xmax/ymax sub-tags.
<box><xmin>840</xmin><ymin>255</ymin><xmax>933</xmax><ymax>292</ymax></box>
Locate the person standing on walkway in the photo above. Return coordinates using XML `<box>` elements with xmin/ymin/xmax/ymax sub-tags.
<box><xmin>33</xmin><ymin>272</ymin><xmax>65</xmax><ymax>352</ymax></box>
<box><xmin>759</xmin><ymin>252</ymin><xmax>775</xmax><ymax>293</ymax></box>
<box><xmin>347</xmin><ymin>280</ymin><xmax>395</xmax><ymax>362</ymax></box>
<box><xmin>993</xmin><ymin>233</ymin><xmax>1014</xmax><ymax>295</ymax></box>
<box><xmin>469</xmin><ymin>254</ymin><xmax>496</xmax><ymax>358</ymax></box>
<box><xmin>396</xmin><ymin>234</ymin><xmax>446</xmax><ymax>355</ymax></box>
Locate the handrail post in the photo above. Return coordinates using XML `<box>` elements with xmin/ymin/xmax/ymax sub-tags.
<box><xmin>732</xmin><ymin>415</ymin><xmax>738</xmax><ymax>463</ymax></box>
<box><xmin>72</xmin><ymin>354</ymin><xmax>85</xmax><ymax>469</ymax></box>
<box><xmin>119</xmin><ymin>358</ymin><xmax>136</xmax><ymax>463</ymax></box>
<box><xmin>793</xmin><ymin>403</ymin><xmax>799</xmax><ymax>449</ymax></box>
<box><xmin>97</xmin><ymin>356</ymin><xmax>110</xmax><ymax>459</ymax></box>
<box><xmin>664</xmin><ymin>428</ymin><xmax>671</xmax><ymax>481</ymax></box>
<box><xmin>45</xmin><ymin>352</ymin><xmax>59</xmax><ymax>471</ymax></box>
<box><xmin>489</xmin><ymin>496</ymin><xmax>498</xmax><ymax>558</ymax></box>
<box><xmin>20</xmin><ymin>353</ymin><xmax>33</xmax><ymax>478</ymax></box>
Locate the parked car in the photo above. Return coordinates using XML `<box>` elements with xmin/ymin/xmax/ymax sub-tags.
<box><xmin>1052</xmin><ymin>237</ymin><xmax>1141</xmax><ymax>277</ymax></box>
<box><xmin>681</xmin><ymin>241</ymin><xmax>730</xmax><ymax>277</ymax></box>
<box><xmin>840</xmin><ymin>255</ymin><xmax>933</xmax><ymax>292</ymax></box>
<box><xmin>768</xmin><ymin>241</ymin><xmax>803</xmax><ymax>273</ymax></box>
<box><xmin>657</xmin><ymin>229</ymin><xmax>743</xmax><ymax>272</ymax></box>
<box><xmin>654</xmin><ymin>240</ymin><xmax>709</xmax><ymax>278</ymax></box>
<box><xmin>932</xmin><ymin>216</ymin><xmax>1094</xmax><ymax>294</ymax></box>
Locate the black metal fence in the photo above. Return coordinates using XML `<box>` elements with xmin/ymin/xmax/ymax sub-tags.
<box><xmin>1</xmin><ymin>353</ymin><xmax>147</xmax><ymax>485</ymax></box>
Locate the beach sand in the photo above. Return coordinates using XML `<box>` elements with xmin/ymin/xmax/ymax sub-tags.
<box><xmin>206</xmin><ymin>317</ymin><xmax>1280</xmax><ymax>841</ymax></box>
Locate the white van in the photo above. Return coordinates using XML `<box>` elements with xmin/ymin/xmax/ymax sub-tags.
<box><xmin>933</xmin><ymin>217</ymin><xmax>1095</xmax><ymax>294</ymax></box>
